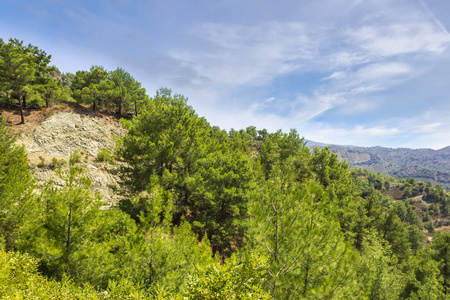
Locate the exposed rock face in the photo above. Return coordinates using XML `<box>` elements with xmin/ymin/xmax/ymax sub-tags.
<box><xmin>19</xmin><ymin>112</ymin><xmax>124</xmax><ymax>157</ymax></box>
<box><xmin>17</xmin><ymin>112</ymin><xmax>126</xmax><ymax>204</ymax></box>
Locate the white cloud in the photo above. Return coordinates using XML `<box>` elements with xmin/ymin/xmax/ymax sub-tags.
<box><xmin>356</xmin><ymin>62</ymin><xmax>410</xmax><ymax>81</ymax></box>
<box><xmin>337</xmin><ymin>98</ymin><xmax>377</xmax><ymax>115</ymax></box>
<box><xmin>340</xmin><ymin>62</ymin><xmax>412</xmax><ymax>94</ymax></box>
<box><xmin>322</xmin><ymin>71</ymin><xmax>346</xmax><ymax>81</ymax></box>
<box><xmin>294</xmin><ymin>93</ymin><xmax>343</xmax><ymax>121</ymax></box>
<box><xmin>346</xmin><ymin>23</ymin><xmax>450</xmax><ymax>58</ymax></box>
<box><xmin>169</xmin><ymin>22</ymin><xmax>317</xmax><ymax>87</ymax></box>
<box><xmin>411</xmin><ymin>122</ymin><xmax>443</xmax><ymax>133</ymax></box>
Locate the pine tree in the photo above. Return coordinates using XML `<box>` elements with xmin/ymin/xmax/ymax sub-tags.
<box><xmin>189</xmin><ymin>149</ymin><xmax>253</xmax><ymax>256</ymax></box>
<box><xmin>0</xmin><ymin>117</ymin><xmax>35</xmax><ymax>250</ymax></box>
<box><xmin>118</xmin><ymin>88</ymin><xmax>210</xmax><ymax>192</ymax></box>
<box><xmin>248</xmin><ymin>168</ymin><xmax>357</xmax><ymax>298</ymax></box>
<box><xmin>19</xmin><ymin>164</ymin><xmax>101</xmax><ymax>280</ymax></box>
<box><xmin>432</xmin><ymin>233</ymin><xmax>450</xmax><ymax>295</ymax></box>
<box><xmin>0</xmin><ymin>39</ymin><xmax>36</xmax><ymax>124</ymax></box>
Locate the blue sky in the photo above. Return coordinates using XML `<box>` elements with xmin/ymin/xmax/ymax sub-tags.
<box><xmin>2</xmin><ymin>0</ymin><xmax>450</xmax><ymax>149</ymax></box>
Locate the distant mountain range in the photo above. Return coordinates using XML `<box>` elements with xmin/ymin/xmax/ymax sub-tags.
<box><xmin>306</xmin><ymin>140</ymin><xmax>450</xmax><ymax>189</ymax></box>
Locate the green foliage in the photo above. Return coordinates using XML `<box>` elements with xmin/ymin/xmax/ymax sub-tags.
<box><xmin>356</xmin><ymin>230</ymin><xmax>405</xmax><ymax>299</ymax></box>
<box><xmin>258</xmin><ymin>129</ymin><xmax>310</xmax><ymax>180</ymax></box>
<box><xmin>118</xmin><ymin>89</ymin><xmax>257</xmax><ymax>256</ymax></box>
<box><xmin>248</xmin><ymin>174</ymin><xmax>358</xmax><ymax>299</ymax></box>
<box><xmin>189</xmin><ymin>150</ymin><xmax>253</xmax><ymax>256</ymax></box>
<box><xmin>72</xmin><ymin>65</ymin><xmax>108</xmax><ymax>111</ymax></box>
<box><xmin>2</xmin><ymin>43</ymin><xmax>450</xmax><ymax>297</ymax></box>
<box><xmin>180</xmin><ymin>251</ymin><xmax>270</xmax><ymax>299</ymax></box>
<box><xmin>104</xmin><ymin>279</ymin><xmax>149</xmax><ymax>299</ymax></box>
<box><xmin>431</xmin><ymin>233</ymin><xmax>450</xmax><ymax>294</ymax></box>
<box><xmin>245</xmin><ymin>125</ymin><xmax>257</xmax><ymax>138</ymax></box>
<box><xmin>70</xmin><ymin>65</ymin><xmax>147</xmax><ymax>115</ymax></box>
<box><xmin>0</xmin><ymin>247</ymin><xmax>100</xmax><ymax>299</ymax></box>
<box><xmin>110</xmin><ymin>67</ymin><xmax>147</xmax><ymax>116</ymax></box>
<box><xmin>42</xmin><ymin>77</ymin><xmax>74</xmax><ymax>106</ymax></box>
<box><xmin>115</xmin><ymin>181</ymin><xmax>217</xmax><ymax>293</ymax></box>
<box><xmin>50</xmin><ymin>157</ymin><xmax>66</xmax><ymax>169</ymax></box>
<box><xmin>0</xmin><ymin>39</ymin><xmax>36</xmax><ymax>123</ymax></box>
<box><xmin>355</xmin><ymin>228</ymin><xmax>442</xmax><ymax>299</ymax></box>
<box><xmin>18</xmin><ymin>166</ymin><xmax>99</xmax><ymax>280</ymax></box>
<box><xmin>400</xmin><ymin>249</ymin><xmax>443</xmax><ymax>299</ymax></box>
<box><xmin>310</xmin><ymin>146</ymin><xmax>361</xmax><ymax>235</ymax></box>
<box><xmin>0</xmin><ymin>117</ymin><xmax>35</xmax><ymax>250</ymax></box>
<box><xmin>24</xmin><ymin>84</ymin><xmax>46</xmax><ymax>107</ymax></box>
<box><xmin>96</xmin><ymin>147</ymin><xmax>115</xmax><ymax>163</ymax></box>
<box><xmin>425</xmin><ymin>221</ymin><xmax>435</xmax><ymax>234</ymax></box>
<box><xmin>119</xmin><ymin>88</ymin><xmax>210</xmax><ymax>192</ymax></box>
<box><xmin>37</xmin><ymin>155</ymin><xmax>45</xmax><ymax>168</ymax></box>
<box><xmin>70</xmin><ymin>150</ymin><xmax>82</xmax><ymax>165</ymax></box>
<box><xmin>403</xmin><ymin>185</ymin><xmax>413</xmax><ymax>198</ymax></box>
<box><xmin>0</xmin><ymin>38</ymin><xmax>57</xmax><ymax>121</ymax></box>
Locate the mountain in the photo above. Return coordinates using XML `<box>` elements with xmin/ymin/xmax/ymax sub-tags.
<box><xmin>306</xmin><ymin>141</ymin><xmax>450</xmax><ymax>189</ymax></box>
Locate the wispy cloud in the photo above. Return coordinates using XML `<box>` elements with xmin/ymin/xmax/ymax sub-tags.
<box><xmin>4</xmin><ymin>0</ymin><xmax>450</xmax><ymax>148</ymax></box>
<box><xmin>340</xmin><ymin>62</ymin><xmax>412</xmax><ymax>94</ymax></box>
<box><xmin>169</xmin><ymin>22</ymin><xmax>317</xmax><ymax>87</ymax></box>
<box><xmin>345</xmin><ymin>23</ymin><xmax>450</xmax><ymax>58</ymax></box>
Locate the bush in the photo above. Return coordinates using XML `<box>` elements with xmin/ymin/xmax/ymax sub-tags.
<box><xmin>49</xmin><ymin>157</ymin><xmax>66</xmax><ymax>169</ymax></box>
<box><xmin>403</xmin><ymin>186</ymin><xmax>412</xmax><ymax>199</ymax></box>
<box><xmin>37</xmin><ymin>156</ymin><xmax>45</xmax><ymax>168</ymax></box>
<box><xmin>70</xmin><ymin>150</ymin><xmax>82</xmax><ymax>165</ymax></box>
<box><xmin>425</xmin><ymin>221</ymin><xmax>435</xmax><ymax>233</ymax></box>
<box><xmin>96</xmin><ymin>148</ymin><xmax>115</xmax><ymax>163</ymax></box>
<box><xmin>0</xmin><ymin>248</ymin><xmax>100</xmax><ymax>298</ymax></box>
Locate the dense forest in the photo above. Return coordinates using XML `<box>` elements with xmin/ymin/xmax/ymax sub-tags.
<box><xmin>1</xmin><ymin>37</ymin><xmax>450</xmax><ymax>299</ymax></box>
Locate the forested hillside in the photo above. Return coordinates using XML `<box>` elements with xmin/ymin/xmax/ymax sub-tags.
<box><xmin>310</xmin><ymin>143</ymin><xmax>450</xmax><ymax>189</ymax></box>
<box><xmin>2</xmin><ymin>38</ymin><xmax>450</xmax><ymax>299</ymax></box>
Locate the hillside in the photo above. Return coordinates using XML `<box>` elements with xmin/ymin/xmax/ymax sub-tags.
<box><xmin>3</xmin><ymin>107</ymin><xmax>449</xmax><ymax>229</ymax></box>
<box><xmin>4</xmin><ymin>107</ymin><xmax>448</xmax><ymax>234</ymax></box>
<box><xmin>2</xmin><ymin>104</ymin><xmax>124</xmax><ymax>204</ymax></box>
<box><xmin>2</xmin><ymin>37</ymin><xmax>450</xmax><ymax>299</ymax></box>
<box><xmin>307</xmin><ymin>141</ymin><xmax>450</xmax><ymax>189</ymax></box>
<box><xmin>2</xmin><ymin>99</ymin><xmax>450</xmax><ymax>298</ymax></box>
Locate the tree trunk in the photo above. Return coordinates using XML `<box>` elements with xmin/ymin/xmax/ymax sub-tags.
<box><xmin>118</xmin><ymin>97</ymin><xmax>122</xmax><ymax>117</ymax></box>
<box><xmin>135</xmin><ymin>100</ymin><xmax>138</xmax><ymax>116</ymax></box>
<box><xmin>303</xmin><ymin>263</ymin><xmax>310</xmax><ymax>297</ymax></box>
<box><xmin>66</xmin><ymin>203</ymin><xmax>72</xmax><ymax>274</ymax></box>
<box><xmin>17</xmin><ymin>90</ymin><xmax>25</xmax><ymax>124</ymax></box>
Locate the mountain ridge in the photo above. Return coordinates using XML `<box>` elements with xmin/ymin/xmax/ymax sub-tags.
<box><xmin>307</xmin><ymin>140</ymin><xmax>450</xmax><ymax>188</ymax></box>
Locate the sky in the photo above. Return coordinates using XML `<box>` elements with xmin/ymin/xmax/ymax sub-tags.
<box><xmin>2</xmin><ymin>0</ymin><xmax>450</xmax><ymax>149</ymax></box>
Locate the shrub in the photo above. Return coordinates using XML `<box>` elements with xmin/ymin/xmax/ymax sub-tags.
<box><xmin>70</xmin><ymin>150</ymin><xmax>82</xmax><ymax>165</ymax></box>
<box><xmin>37</xmin><ymin>156</ymin><xmax>45</xmax><ymax>168</ymax></box>
<box><xmin>425</xmin><ymin>221</ymin><xmax>435</xmax><ymax>233</ymax></box>
<box><xmin>50</xmin><ymin>157</ymin><xmax>66</xmax><ymax>169</ymax></box>
<box><xmin>50</xmin><ymin>157</ymin><xmax>58</xmax><ymax>168</ymax></box>
<box><xmin>96</xmin><ymin>148</ymin><xmax>115</xmax><ymax>163</ymax></box>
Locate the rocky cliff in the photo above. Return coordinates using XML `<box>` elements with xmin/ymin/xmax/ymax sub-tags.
<box><xmin>15</xmin><ymin>110</ymin><xmax>125</xmax><ymax>204</ymax></box>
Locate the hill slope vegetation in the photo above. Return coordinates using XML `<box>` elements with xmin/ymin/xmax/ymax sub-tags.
<box><xmin>1</xmin><ymin>37</ymin><xmax>450</xmax><ymax>299</ymax></box>
<box><xmin>309</xmin><ymin>142</ymin><xmax>450</xmax><ymax>189</ymax></box>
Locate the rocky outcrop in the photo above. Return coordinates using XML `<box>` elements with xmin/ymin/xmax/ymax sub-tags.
<box><xmin>17</xmin><ymin>112</ymin><xmax>126</xmax><ymax>204</ymax></box>
<box><xmin>18</xmin><ymin>112</ymin><xmax>124</xmax><ymax>157</ymax></box>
